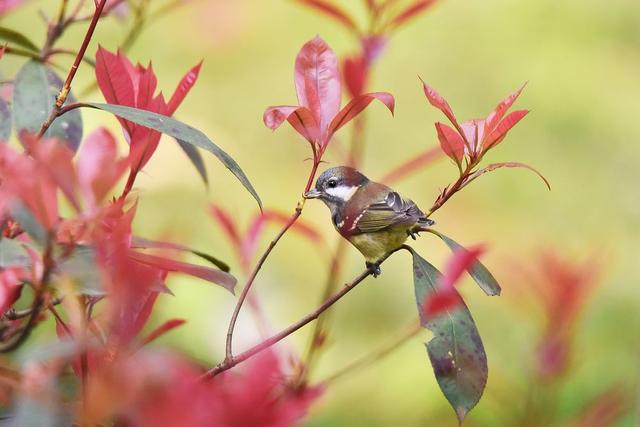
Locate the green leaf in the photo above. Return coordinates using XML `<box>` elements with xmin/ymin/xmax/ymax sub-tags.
<box><xmin>0</xmin><ymin>27</ymin><xmax>39</xmax><ymax>52</ymax></box>
<box><xmin>176</xmin><ymin>138</ymin><xmax>208</xmax><ymax>186</ymax></box>
<box><xmin>432</xmin><ymin>231</ymin><xmax>501</xmax><ymax>296</ymax></box>
<box><xmin>58</xmin><ymin>245</ymin><xmax>104</xmax><ymax>296</ymax></box>
<box><xmin>12</xmin><ymin>60</ymin><xmax>83</xmax><ymax>151</ymax></box>
<box><xmin>11</xmin><ymin>202</ymin><xmax>46</xmax><ymax>247</ymax></box>
<box><xmin>0</xmin><ymin>97</ymin><xmax>11</xmax><ymax>141</ymax></box>
<box><xmin>0</xmin><ymin>238</ymin><xmax>30</xmax><ymax>267</ymax></box>
<box><xmin>411</xmin><ymin>249</ymin><xmax>487</xmax><ymax>424</ymax></box>
<box><xmin>85</xmin><ymin>103</ymin><xmax>262</xmax><ymax>209</ymax></box>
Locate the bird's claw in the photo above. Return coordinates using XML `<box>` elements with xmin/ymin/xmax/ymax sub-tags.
<box><xmin>407</xmin><ymin>229</ymin><xmax>420</xmax><ymax>240</ymax></box>
<box><xmin>366</xmin><ymin>262</ymin><xmax>382</xmax><ymax>278</ymax></box>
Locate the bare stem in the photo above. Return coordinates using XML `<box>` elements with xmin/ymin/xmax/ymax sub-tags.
<box><xmin>223</xmin><ymin>160</ymin><xmax>321</xmax><ymax>360</ymax></box>
<box><xmin>37</xmin><ymin>0</ymin><xmax>107</xmax><ymax>138</ymax></box>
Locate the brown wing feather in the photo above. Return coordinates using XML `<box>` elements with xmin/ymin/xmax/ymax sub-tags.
<box><xmin>352</xmin><ymin>190</ymin><xmax>426</xmax><ymax>234</ymax></box>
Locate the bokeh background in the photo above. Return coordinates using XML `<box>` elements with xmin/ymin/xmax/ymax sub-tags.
<box><xmin>3</xmin><ymin>0</ymin><xmax>639</xmax><ymax>425</ymax></box>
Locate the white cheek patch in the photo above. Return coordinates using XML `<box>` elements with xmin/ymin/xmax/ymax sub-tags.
<box><xmin>326</xmin><ymin>185</ymin><xmax>358</xmax><ymax>201</ymax></box>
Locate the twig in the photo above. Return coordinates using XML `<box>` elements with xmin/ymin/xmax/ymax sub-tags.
<box><xmin>224</xmin><ymin>159</ymin><xmax>321</xmax><ymax>360</ymax></box>
<box><xmin>37</xmin><ymin>0</ymin><xmax>108</xmax><ymax>138</ymax></box>
<box><xmin>202</xmin><ymin>246</ymin><xmax>407</xmax><ymax>380</ymax></box>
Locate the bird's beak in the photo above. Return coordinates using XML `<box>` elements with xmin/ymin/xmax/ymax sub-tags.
<box><xmin>303</xmin><ymin>189</ymin><xmax>322</xmax><ymax>199</ymax></box>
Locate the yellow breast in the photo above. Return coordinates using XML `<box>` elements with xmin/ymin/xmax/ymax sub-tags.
<box><xmin>347</xmin><ymin>229</ymin><xmax>409</xmax><ymax>263</ymax></box>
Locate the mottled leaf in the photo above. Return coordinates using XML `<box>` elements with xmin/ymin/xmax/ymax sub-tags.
<box><xmin>411</xmin><ymin>249</ymin><xmax>487</xmax><ymax>423</ymax></box>
<box><xmin>433</xmin><ymin>232</ymin><xmax>501</xmax><ymax>296</ymax></box>
<box><xmin>0</xmin><ymin>97</ymin><xmax>11</xmax><ymax>141</ymax></box>
<box><xmin>12</xmin><ymin>60</ymin><xmax>83</xmax><ymax>151</ymax></box>
<box><xmin>0</xmin><ymin>26</ymin><xmax>39</xmax><ymax>52</ymax></box>
<box><xmin>84</xmin><ymin>102</ymin><xmax>261</xmax><ymax>209</ymax></box>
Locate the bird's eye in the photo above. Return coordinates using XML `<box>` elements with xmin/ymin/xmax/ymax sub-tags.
<box><xmin>327</xmin><ymin>179</ymin><xmax>337</xmax><ymax>188</ymax></box>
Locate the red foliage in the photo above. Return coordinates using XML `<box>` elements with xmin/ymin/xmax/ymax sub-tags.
<box><xmin>263</xmin><ymin>36</ymin><xmax>393</xmax><ymax>154</ymax></box>
<box><xmin>95</xmin><ymin>47</ymin><xmax>201</xmax><ymax>192</ymax></box>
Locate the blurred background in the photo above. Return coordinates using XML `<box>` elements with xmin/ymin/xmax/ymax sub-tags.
<box><xmin>2</xmin><ymin>0</ymin><xmax>639</xmax><ymax>425</ymax></box>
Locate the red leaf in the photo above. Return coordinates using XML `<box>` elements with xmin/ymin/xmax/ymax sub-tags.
<box><xmin>294</xmin><ymin>36</ymin><xmax>341</xmax><ymax>137</ymax></box>
<box><xmin>128</xmin><ymin>251</ymin><xmax>237</xmax><ymax>293</ymax></box>
<box><xmin>423</xmin><ymin>290</ymin><xmax>462</xmax><ymax>317</ymax></box>
<box><xmin>167</xmin><ymin>61</ymin><xmax>202</xmax><ymax>115</ymax></box>
<box><xmin>485</xmin><ymin>83</ymin><xmax>526</xmax><ymax>133</ymax></box>
<box><xmin>440</xmin><ymin>245</ymin><xmax>485</xmax><ymax>289</ymax></box>
<box><xmin>77</xmin><ymin>127</ymin><xmax>128</xmax><ymax>205</ymax></box>
<box><xmin>95</xmin><ymin>47</ymin><xmax>136</xmax><ymax>134</ymax></box>
<box><xmin>209</xmin><ymin>205</ymin><xmax>242</xmax><ymax>250</ymax></box>
<box><xmin>467</xmin><ymin>161</ymin><xmax>551</xmax><ymax>190</ymax></box>
<box><xmin>141</xmin><ymin>318</ymin><xmax>186</xmax><ymax>346</ymax></box>
<box><xmin>263</xmin><ymin>105</ymin><xmax>320</xmax><ymax>144</ymax></box>
<box><xmin>389</xmin><ymin>0</ymin><xmax>437</xmax><ymax>29</ymax></box>
<box><xmin>435</xmin><ymin>122</ymin><xmax>465</xmax><ymax>164</ymax></box>
<box><xmin>295</xmin><ymin>0</ymin><xmax>358</xmax><ymax>31</ymax></box>
<box><xmin>484</xmin><ymin>109</ymin><xmax>529</xmax><ymax>150</ymax></box>
<box><xmin>379</xmin><ymin>146</ymin><xmax>443</xmax><ymax>184</ymax></box>
<box><xmin>263</xmin><ymin>210</ymin><xmax>324</xmax><ymax>245</ymax></box>
<box><xmin>343</xmin><ymin>55</ymin><xmax>368</xmax><ymax>97</ymax></box>
<box><xmin>420</xmin><ymin>78</ymin><xmax>463</xmax><ymax>134</ymax></box>
<box><xmin>328</xmin><ymin>92</ymin><xmax>394</xmax><ymax>140</ymax></box>
<box><xmin>0</xmin><ymin>267</ymin><xmax>24</xmax><ymax>315</ymax></box>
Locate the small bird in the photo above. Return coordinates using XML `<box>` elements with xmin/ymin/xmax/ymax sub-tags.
<box><xmin>304</xmin><ymin>166</ymin><xmax>434</xmax><ymax>276</ymax></box>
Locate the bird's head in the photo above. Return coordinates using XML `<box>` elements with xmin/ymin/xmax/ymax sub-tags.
<box><xmin>304</xmin><ymin>167</ymin><xmax>369</xmax><ymax>210</ymax></box>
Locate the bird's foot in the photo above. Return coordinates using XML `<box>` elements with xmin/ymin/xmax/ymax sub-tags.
<box><xmin>366</xmin><ymin>262</ymin><xmax>382</xmax><ymax>278</ymax></box>
<box><xmin>407</xmin><ymin>229</ymin><xmax>420</xmax><ymax>240</ymax></box>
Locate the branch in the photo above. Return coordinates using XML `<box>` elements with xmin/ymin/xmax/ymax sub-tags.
<box><xmin>223</xmin><ymin>160</ymin><xmax>321</xmax><ymax>360</ymax></box>
<box><xmin>202</xmin><ymin>246</ymin><xmax>407</xmax><ymax>379</ymax></box>
<box><xmin>37</xmin><ymin>0</ymin><xmax>108</xmax><ymax>138</ymax></box>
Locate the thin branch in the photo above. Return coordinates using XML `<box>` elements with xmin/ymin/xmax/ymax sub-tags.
<box><xmin>37</xmin><ymin>0</ymin><xmax>108</xmax><ymax>138</ymax></box>
<box><xmin>202</xmin><ymin>246</ymin><xmax>407</xmax><ymax>380</ymax></box>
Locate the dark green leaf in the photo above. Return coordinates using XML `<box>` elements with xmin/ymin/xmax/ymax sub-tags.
<box><xmin>411</xmin><ymin>249</ymin><xmax>487</xmax><ymax>424</ymax></box>
<box><xmin>0</xmin><ymin>238</ymin><xmax>30</xmax><ymax>268</ymax></box>
<box><xmin>0</xmin><ymin>27</ymin><xmax>39</xmax><ymax>52</ymax></box>
<box><xmin>0</xmin><ymin>97</ymin><xmax>11</xmax><ymax>141</ymax></box>
<box><xmin>58</xmin><ymin>245</ymin><xmax>104</xmax><ymax>296</ymax></box>
<box><xmin>176</xmin><ymin>138</ymin><xmax>208</xmax><ymax>186</ymax></box>
<box><xmin>432</xmin><ymin>231</ymin><xmax>501</xmax><ymax>296</ymax></box>
<box><xmin>12</xmin><ymin>60</ymin><xmax>83</xmax><ymax>151</ymax></box>
<box><xmin>85</xmin><ymin>103</ymin><xmax>261</xmax><ymax>209</ymax></box>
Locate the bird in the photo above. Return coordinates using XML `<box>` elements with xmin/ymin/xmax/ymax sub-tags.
<box><xmin>304</xmin><ymin>166</ymin><xmax>434</xmax><ymax>277</ymax></box>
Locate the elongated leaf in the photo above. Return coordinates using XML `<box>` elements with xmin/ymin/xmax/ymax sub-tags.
<box><xmin>13</xmin><ymin>60</ymin><xmax>83</xmax><ymax>151</ymax></box>
<box><xmin>389</xmin><ymin>0</ymin><xmax>437</xmax><ymax>29</ymax></box>
<box><xmin>484</xmin><ymin>109</ymin><xmax>529</xmax><ymax>149</ymax></box>
<box><xmin>176</xmin><ymin>138</ymin><xmax>208</xmax><ymax>185</ymax></box>
<box><xmin>295</xmin><ymin>0</ymin><xmax>358</xmax><ymax>31</ymax></box>
<box><xmin>0</xmin><ymin>27</ymin><xmax>39</xmax><ymax>52</ymax></box>
<box><xmin>420</xmin><ymin>78</ymin><xmax>461</xmax><ymax>134</ymax></box>
<box><xmin>379</xmin><ymin>146</ymin><xmax>443</xmax><ymax>184</ymax></box>
<box><xmin>295</xmin><ymin>36</ymin><xmax>341</xmax><ymax>133</ymax></box>
<box><xmin>466</xmin><ymin>161</ymin><xmax>551</xmax><ymax>191</ymax></box>
<box><xmin>58</xmin><ymin>245</ymin><xmax>104</xmax><ymax>296</ymax></box>
<box><xmin>10</xmin><ymin>202</ymin><xmax>46</xmax><ymax>247</ymax></box>
<box><xmin>167</xmin><ymin>62</ymin><xmax>202</xmax><ymax>115</ymax></box>
<box><xmin>411</xmin><ymin>249</ymin><xmax>487</xmax><ymax>423</ymax></box>
<box><xmin>130</xmin><ymin>236</ymin><xmax>230</xmax><ymax>272</ymax></box>
<box><xmin>485</xmin><ymin>83</ymin><xmax>526</xmax><ymax>133</ymax></box>
<box><xmin>128</xmin><ymin>250</ymin><xmax>236</xmax><ymax>293</ymax></box>
<box><xmin>84</xmin><ymin>102</ymin><xmax>261</xmax><ymax>209</ymax></box>
<box><xmin>432</xmin><ymin>232</ymin><xmax>501</xmax><ymax>296</ymax></box>
<box><xmin>263</xmin><ymin>105</ymin><xmax>320</xmax><ymax>144</ymax></box>
<box><xmin>0</xmin><ymin>97</ymin><xmax>11</xmax><ymax>141</ymax></box>
<box><xmin>141</xmin><ymin>318</ymin><xmax>186</xmax><ymax>346</ymax></box>
<box><xmin>435</xmin><ymin>122</ymin><xmax>465</xmax><ymax>165</ymax></box>
<box><xmin>328</xmin><ymin>91</ymin><xmax>394</xmax><ymax>138</ymax></box>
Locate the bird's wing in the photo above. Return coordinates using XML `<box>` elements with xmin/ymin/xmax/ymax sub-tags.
<box><xmin>352</xmin><ymin>191</ymin><xmax>425</xmax><ymax>234</ymax></box>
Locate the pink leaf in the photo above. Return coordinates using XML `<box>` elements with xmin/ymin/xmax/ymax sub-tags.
<box><xmin>389</xmin><ymin>0</ymin><xmax>437</xmax><ymax>29</ymax></box>
<box><xmin>440</xmin><ymin>245</ymin><xmax>485</xmax><ymax>290</ymax></box>
<box><xmin>263</xmin><ymin>105</ymin><xmax>320</xmax><ymax>144</ymax></box>
<box><xmin>484</xmin><ymin>109</ymin><xmax>529</xmax><ymax>150</ymax></box>
<box><xmin>379</xmin><ymin>146</ymin><xmax>443</xmax><ymax>184</ymax></box>
<box><xmin>467</xmin><ymin>161</ymin><xmax>551</xmax><ymax>190</ymax></box>
<box><xmin>328</xmin><ymin>92</ymin><xmax>394</xmax><ymax>139</ymax></box>
<box><xmin>343</xmin><ymin>55</ymin><xmax>368</xmax><ymax>97</ymax></box>
<box><xmin>95</xmin><ymin>47</ymin><xmax>136</xmax><ymax>134</ymax></box>
<box><xmin>420</xmin><ymin>78</ymin><xmax>463</xmax><ymax>134</ymax></box>
<box><xmin>435</xmin><ymin>122</ymin><xmax>465</xmax><ymax>164</ymax></box>
<box><xmin>485</xmin><ymin>83</ymin><xmax>526</xmax><ymax>133</ymax></box>
<box><xmin>141</xmin><ymin>318</ymin><xmax>186</xmax><ymax>346</ymax></box>
<box><xmin>209</xmin><ymin>205</ymin><xmax>242</xmax><ymax>250</ymax></box>
<box><xmin>0</xmin><ymin>267</ymin><xmax>24</xmax><ymax>315</ymax></box>
<box><xmin>294</xmin><ymin>36</ymin><xmax>341</xmax><ymax>137</ymax></box>
<box><xmin>167</xmin><ymin>61</ymin><xmax>202</xmax><ymax>115</ymax></box>
<box><xmin>423</xmin><ymin>290</ymin><xmax>462</xmax><ymax>317</ymax></box>
<box><xmin>295</xmin><ymin>0</ymin><xmax>358</xmax><ymax>31</ymax></box>
<box><xmin>128</xmin><ymin>251</ymin><xmax>237</xmax><ymax>293</ymax></box>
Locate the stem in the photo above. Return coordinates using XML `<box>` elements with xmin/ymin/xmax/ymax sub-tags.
<box><xmin>223</xmin><ymin>160</ymin><xmax>321</xmax><ymax>360</ymax></box>
<box><xmin>428</xmin><ymin>161</ymin><xmax>474</xmax><ymax>216</ymax></box>
<box><xmin>321</xmin><ymin>320</ymin><xmax>421</xmax><ymax>384</ymax></box>
<box><xmin>37</xmin><ymin>0</ymin><xmax>107</xmax><ymax>138</ymax></box>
